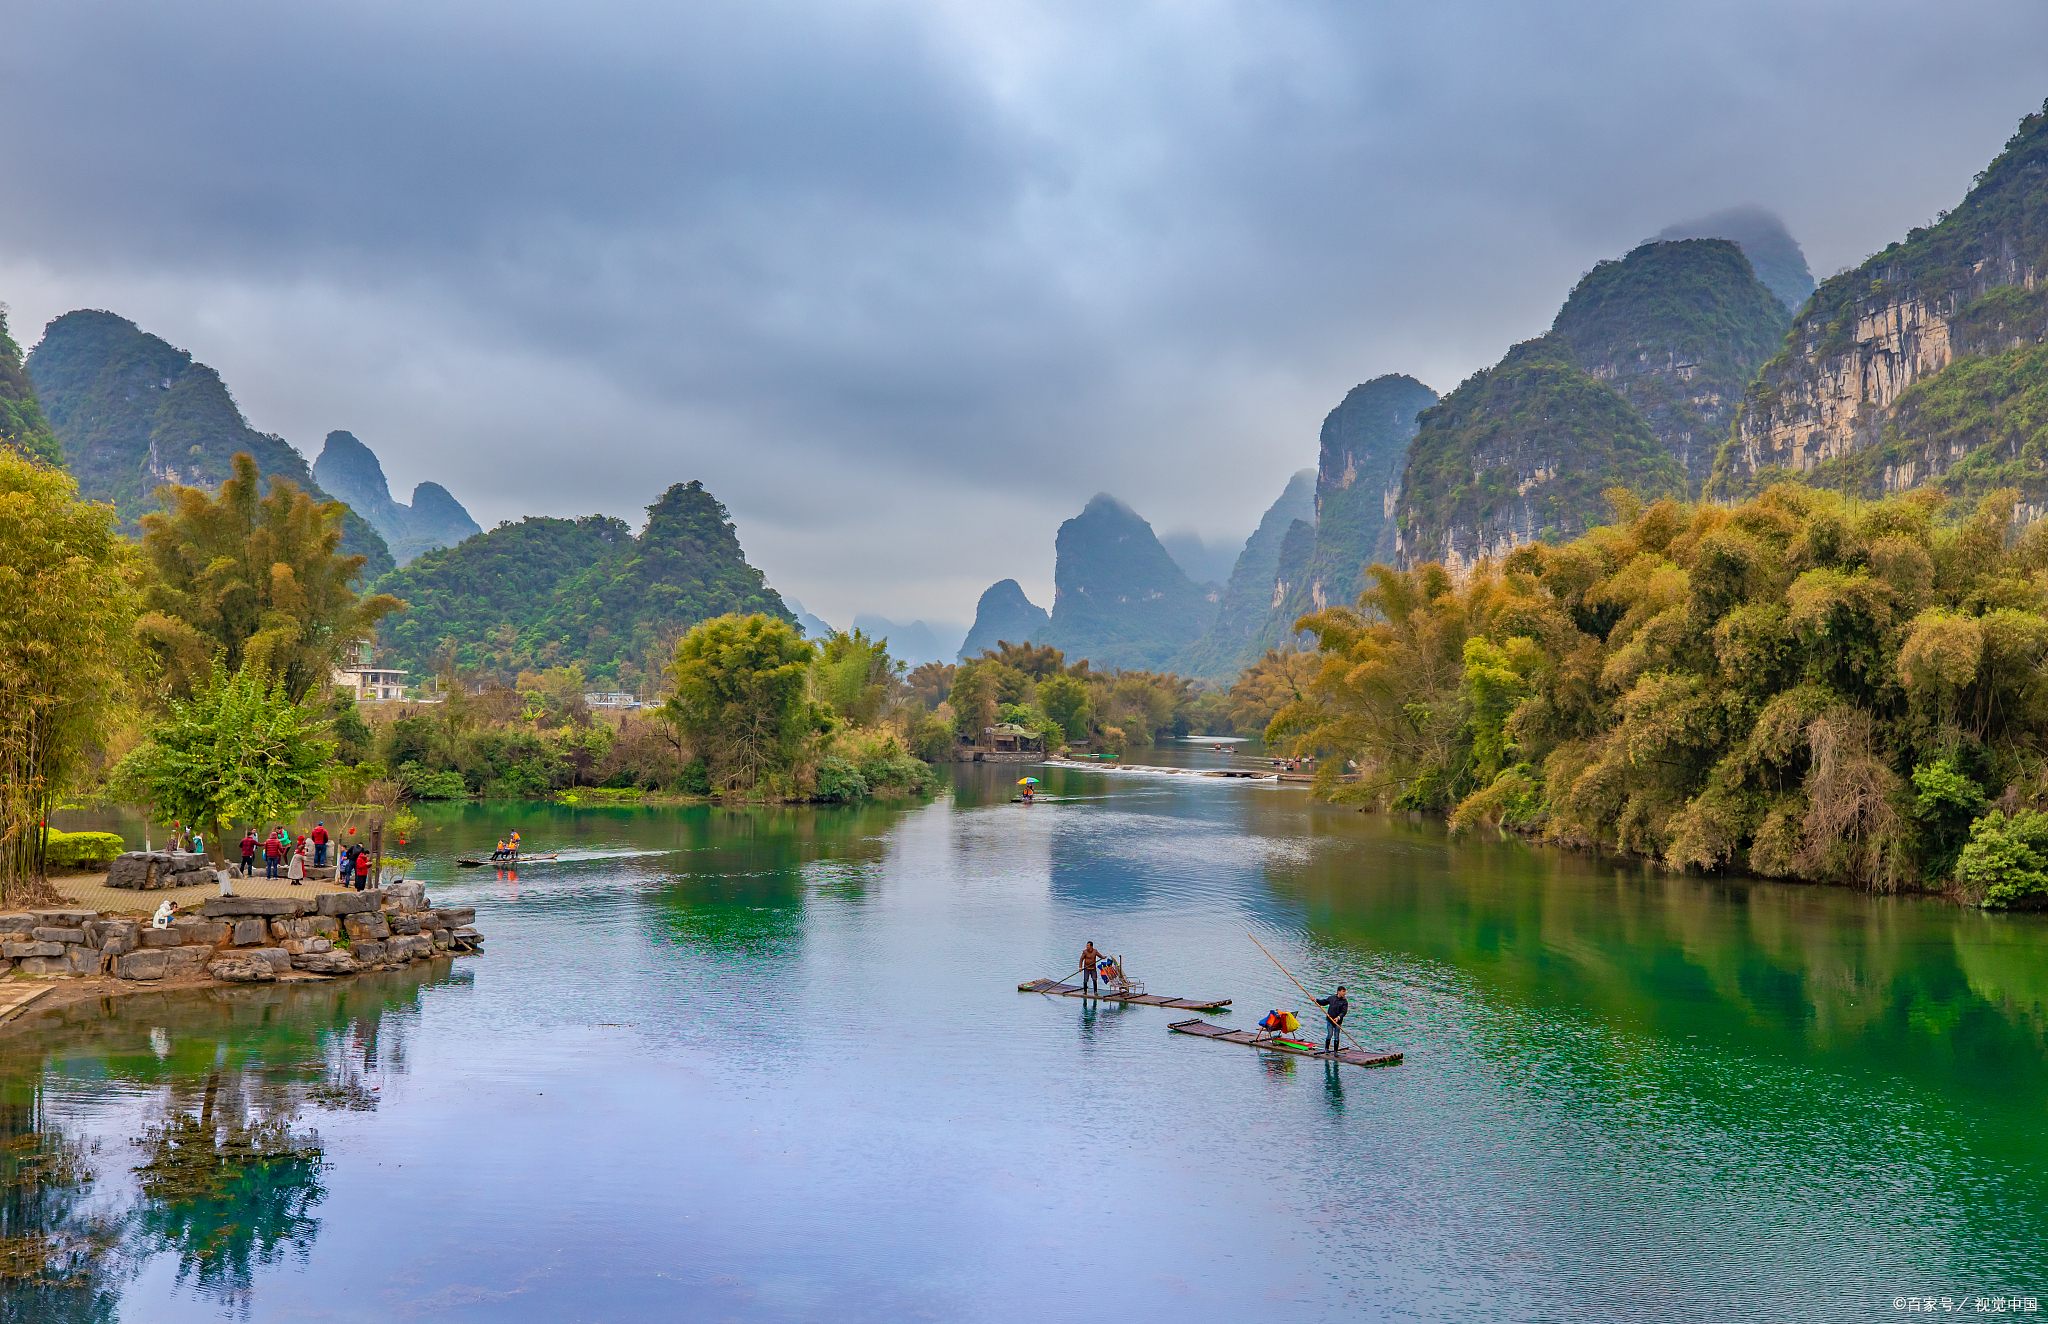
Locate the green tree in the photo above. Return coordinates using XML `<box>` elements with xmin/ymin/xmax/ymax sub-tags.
<box><xmin>139</xmin><ymin>452</ymin><xmax>404</xmax><ymax>702</ymax></box>
<box><xmin>663</xmin><ymin>614</ymin><xmax>829</xmax><ymax>792</ymax></box>
<box><xmin>948</xmin><ymin>661</ymin><xmax>999</xmax><ymax>739</ymax></box>
<box><xmin>0</xmin><ymin>450</ymin><xmax>144</xmax><ymax>899</ymax></box>
<box><xmin>813</xmin><ymin>628</ymin><xmax>903</xmax><ymax>727</ymax></box>
<box><xmin>115</xmin><ymin>660</ymin><xmax>336</xmax><ymax>862</ymax></box>
<box><xmin>1036</xmin><ymin>673</ymin><xmax>1092</xmax><ymax>739</ymax></box>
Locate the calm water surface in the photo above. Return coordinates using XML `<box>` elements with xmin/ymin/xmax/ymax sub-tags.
<box><xmin>12</xmin><ymin>752</ymin><xmax>2048</xmax><ymax>1321</ymax></box>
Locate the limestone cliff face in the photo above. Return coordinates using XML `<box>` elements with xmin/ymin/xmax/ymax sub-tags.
<box><xmin>1713</xmin><ymin>103</ymin><xmax>2048</xmax><ymax>501</ymax></box>
<box><xmin>1303</xmin><ymin>375</ymin><xmax>1438</xmax><ymax>608</ymax></box>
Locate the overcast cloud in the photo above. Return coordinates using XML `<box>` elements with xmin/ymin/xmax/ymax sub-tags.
<box><xmin>4</xmin><ymin>1</ymin><xmax>2045</xmax><ymax>625</ymax></box>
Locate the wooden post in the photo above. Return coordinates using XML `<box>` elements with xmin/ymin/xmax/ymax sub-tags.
<box><xmin>369</xmin><ymin>821</ymin><xmax>384</xmax><ymax>890</ymax></box>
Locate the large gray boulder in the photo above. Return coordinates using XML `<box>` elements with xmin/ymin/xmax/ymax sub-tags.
<box><xmin>245</xmin><ymin>947</ymin><xmax>291</xmax><ymax>974</ymax></box>
<box><xmin>385</xmin><ymin>880</ymin><xmax>427</xmax><ymax>912</ymax></box>
<box><xmin>107</xmin><ymin>852</ymin><xmax>214</xmax><ymax>890</ymax></box>
<box><xmin>162</xmin><ymin>947</ymin><xmax>210</xmax><ymax>975</ymax></box>
<box><xmin>316</xmin><ymin>890</ymin><xmax>382</xmax><ymax>917</ymax></box>
<box><xmin>31</xmin><ymin>927</ymin><xmax>84</xmax><ymax>945</ymax></box>
<box><xmin>230</xmin><ymin>918</ymin><xmax>268</xmax><ymax>946</ymax></box>
<box><xmin>349</xmin><ymin>939</ymin><xmax>387</xmax><ymax>965</ymax></box>
<box><xmin>113</xmin><ymin>950</ymin><xmax>167</xmax><ymax>980</ymax></box>
<box><xmin>3</xmin><ymin>941</ymin><xmax>62</xmax><ymax>960</ymax></box>
<box><xmin>208</xmin><ymin>955</ymin><xmax>276</xmax><ymax>983</ymax></box>
<box><xmin>291</xmin><ymin>950</ymin><xmax>358</xmax><ymax>975</ymax></box>
<box><xmin>202</xmin><ymin>897</ymin><xmax>309</xmax><ymax>919</ymax></box>
<box><xmin>0</xmin><ymin>914</ymin><xmax>38</xmax><ymax>935</ymax></box>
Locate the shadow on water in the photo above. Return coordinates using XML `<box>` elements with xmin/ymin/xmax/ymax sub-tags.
<box><xmin>0</xmin><ymin>963</ymin><xmax>467</xmax><ymax>1316</ymax></box>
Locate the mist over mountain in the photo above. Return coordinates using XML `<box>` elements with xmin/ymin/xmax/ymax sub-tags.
<box><xmin>1158</xmin><ymin>532</ymin><xmax>1239</xmax><ymax>587</ymax></box>
<box><xmin>850</xmin><ymin>614</ymin><xmax>966</xmax><ymax>667</ymax></box>
<box><xmin>1653</xmin><ymin>204</ymin><xmax>1817</xmax><ymax>313</ymax></box>
<box><xmin>313</xmin><ymin>430</ymin><xmax>481</xmax><ymax>566</ymax></box>
<box><xmin>1174</xmin><ymin>468</ymin><xmax>1316</xmax><ymax>678</ymax></box>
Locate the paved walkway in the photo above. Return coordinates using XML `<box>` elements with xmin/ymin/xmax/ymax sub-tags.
<box><xmin>49</xmin><ymin>871</ymin><xmax>361</xmax><ymax>917</ymax></box>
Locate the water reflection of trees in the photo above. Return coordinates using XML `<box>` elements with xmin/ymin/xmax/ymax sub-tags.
<box><xmin>1269</xmin><ymin>816</ymin><xmax>2048</xmax><ymax>1115</ymax></box>
<box><xmin>0</xmin><ymin>1091</ymin><xmax>118</xmax><ymax>1324</ymax></box>
<box><xmin>0</xmin><ymin>966</ymin><xmax>464</xmax><ymax>1313</ymax></box>
<box><xmin>649</xmin><ymin>804</ymin><xmax>896</xmax><ymax>958</ymax></box>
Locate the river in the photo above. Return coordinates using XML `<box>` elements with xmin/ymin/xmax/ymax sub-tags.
<box><xmin>12</xmin><ymin>750</ymin><xmax>2048</xmax><ymax>1321</ymax></box>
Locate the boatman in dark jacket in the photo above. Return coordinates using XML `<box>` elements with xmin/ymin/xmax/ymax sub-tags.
<box><xmin>1315</xmin><ymin>985</ymin><xmax>1348</xmax><ymax>1053</ymax></box>
<box><xmin>1079</xmin><ymin>942</ymin><xmax>1102</xmax><ymax>995</ymax></box>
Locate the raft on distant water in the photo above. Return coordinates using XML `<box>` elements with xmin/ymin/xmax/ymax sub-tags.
<box><xmin>1167</xmin><ymin>1018</ymin><xmax>1403</xmax><ymax>1067</ymax></box>
<box><xmin>455</xmin><ymin>852</ymin><xmax>559</xmax><ymax>868</ymax></box>
<box><xmin>1018</xmin><ymin>978</ymin><xmax>1230</xmax><ymax>1011</ymax></box>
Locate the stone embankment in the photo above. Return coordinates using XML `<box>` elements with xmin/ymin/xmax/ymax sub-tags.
<box><xmin>0</xmin><ymin>880</ymin><xmax>481</xmax><ymax>984</ymax></box>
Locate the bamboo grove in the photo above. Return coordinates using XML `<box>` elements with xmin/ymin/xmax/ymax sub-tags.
<box><xmin>1268</xmin><ymin>485</ymin><xmax>2048</xmax><ymax>906</ymax></box>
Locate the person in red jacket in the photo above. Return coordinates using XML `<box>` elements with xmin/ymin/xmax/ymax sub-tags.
<box><xmin>353</xmin><ymin>845</ymin><xmax>374</xmax><ymax>891</ymax></box>
<box><xmin>263</xmin><ymin>831</ymin><xmax>284</xmax><ymax>879</ymax></box>
<box><xmin>311</xmin><ymin>821</ymin><xmax>329</xmax><ymax>867</ymax></box>
<box><xmin>239</xmin><ymin>830</ymin><xmax>258</xmax><ymax>877</ymax></box>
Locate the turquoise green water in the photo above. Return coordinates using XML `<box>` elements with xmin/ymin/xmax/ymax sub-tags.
<box><xmin>13</xmin><ymin>751</ymin><xmax>2048</xmax><ymax>1321</ymax></box>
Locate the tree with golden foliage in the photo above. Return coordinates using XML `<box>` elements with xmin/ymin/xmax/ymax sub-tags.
<box><xmin>1274</xmin><ymin>483</ymin><xmax>2048</xmax><ymax>902</ymax></box>
<box><xmin>138</xmin><ymin>452</ymin><xmax>404</xmax><ymax>703</ymax></box>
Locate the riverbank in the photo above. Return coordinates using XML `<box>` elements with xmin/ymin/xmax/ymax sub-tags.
<box><xmin>0</xmin><ymin>876</ymin><xmax>483</xmax><ymax>996</ymax></box>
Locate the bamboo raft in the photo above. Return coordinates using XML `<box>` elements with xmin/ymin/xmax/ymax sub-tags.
<box><xmin>1168</xmin><ymin>1018</ymin><xmax>1402</xmax><ymax>1067</ymax></box>
<box><xmin>1018</xmin><ymin>978</ymin><xmax>1230</xmax><ymax>1011</ymax></box>
<box><xmin>455</xmin><ymin>852</ymin><xmax>559</xmax><ymax>868</ymax></box>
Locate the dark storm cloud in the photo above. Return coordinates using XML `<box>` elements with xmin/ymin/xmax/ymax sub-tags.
<box><xmin>4</xmin><ymin>1</ymin><xmax>2046</xmax><ymax>621</ymax></box>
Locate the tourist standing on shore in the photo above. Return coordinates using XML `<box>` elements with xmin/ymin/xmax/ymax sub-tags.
<box><xmin>312</xmin><ymin>822</ymin><xmax>328</xmax><ymax>867</ymax></box>
<box><xmin>239</xmin><ymin>830</ymin><xmax>257</xmax><ymax>877</ymax></box>
<box><xmin>354</xmin><ymin>846</ymin><xmax>373</xmax><ymax>891</ymax></box>
<box><xmin>288</xmin><ymin>838</ymin><xmax>306</xmax><ymax>885</ymax></box>
<box><xmin>264</xmin><ymin>831</ymin><xmax>283</xmax><ymax>878</ymax></box>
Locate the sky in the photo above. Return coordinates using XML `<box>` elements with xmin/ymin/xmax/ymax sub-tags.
<box><xmin>4</xmin><ymin>1</ymin><xmax>2047</xmax><ymax>629</ymax></box>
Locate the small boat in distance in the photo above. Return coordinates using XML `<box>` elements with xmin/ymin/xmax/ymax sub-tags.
<box><xmin>455</xmin><ymin>851</ymin><xmax>560</xmax><ymax>868</ymax></box>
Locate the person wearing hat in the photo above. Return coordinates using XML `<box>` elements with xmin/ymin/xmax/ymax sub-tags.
<box><xmin>1314</xmin><ymin>985</ymin><xmax>1349</xmax><ymax>1053</ymax></box>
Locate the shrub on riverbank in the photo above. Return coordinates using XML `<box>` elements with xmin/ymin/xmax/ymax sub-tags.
<box><xmin>1270</xmin><ymin>483</ymin><xmax>2048</xmax><ymax>897</ymax></box>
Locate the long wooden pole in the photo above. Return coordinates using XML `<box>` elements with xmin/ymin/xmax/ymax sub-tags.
<box><xmin>1249</xmin><ymin>933</ymin><xmax>1364</xmax><ymax>1056</ymax></box>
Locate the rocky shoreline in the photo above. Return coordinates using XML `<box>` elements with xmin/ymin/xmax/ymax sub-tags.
<box><xmin>0</xmin><ymin>880</ymin><xmax>481</xmax><ymax>985</ymax></box>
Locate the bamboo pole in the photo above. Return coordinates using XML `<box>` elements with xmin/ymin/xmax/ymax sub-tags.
<box><xmin>1248</xmin><ymin>933</ymin><xmax>1365</xmax><ymax>1056</ymax></box>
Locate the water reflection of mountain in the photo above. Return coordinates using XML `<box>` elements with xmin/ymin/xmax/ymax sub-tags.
<box><xmin>0</xmin><ymin>965</ymin><xmax>467</xmax><ymax>1311</ymax></box>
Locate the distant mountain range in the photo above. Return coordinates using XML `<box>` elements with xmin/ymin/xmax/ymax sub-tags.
<box><xmin>314</xmin><ymin>431</ymin><xmax>481</xmax><ymax>566</ymax></box>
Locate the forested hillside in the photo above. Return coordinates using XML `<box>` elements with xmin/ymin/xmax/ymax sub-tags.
<box><xmin>375</xmin><ymin>480</ymin><xmax>792</xmax><ymax>692</ymax></box>
<box><xmin>1395</xmin><ymin>236</ymin><xmax>1788</xmax><ymax>570</ymax></box>
<box><xmin>27</xmin><ymin>310</ymin><xmax>392</xmax><ymax>575</ymax></box>
<box><xmin>0</xmin><ymin>312</ymin><xmax>60</xmax><ymax>466</ymax></box>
